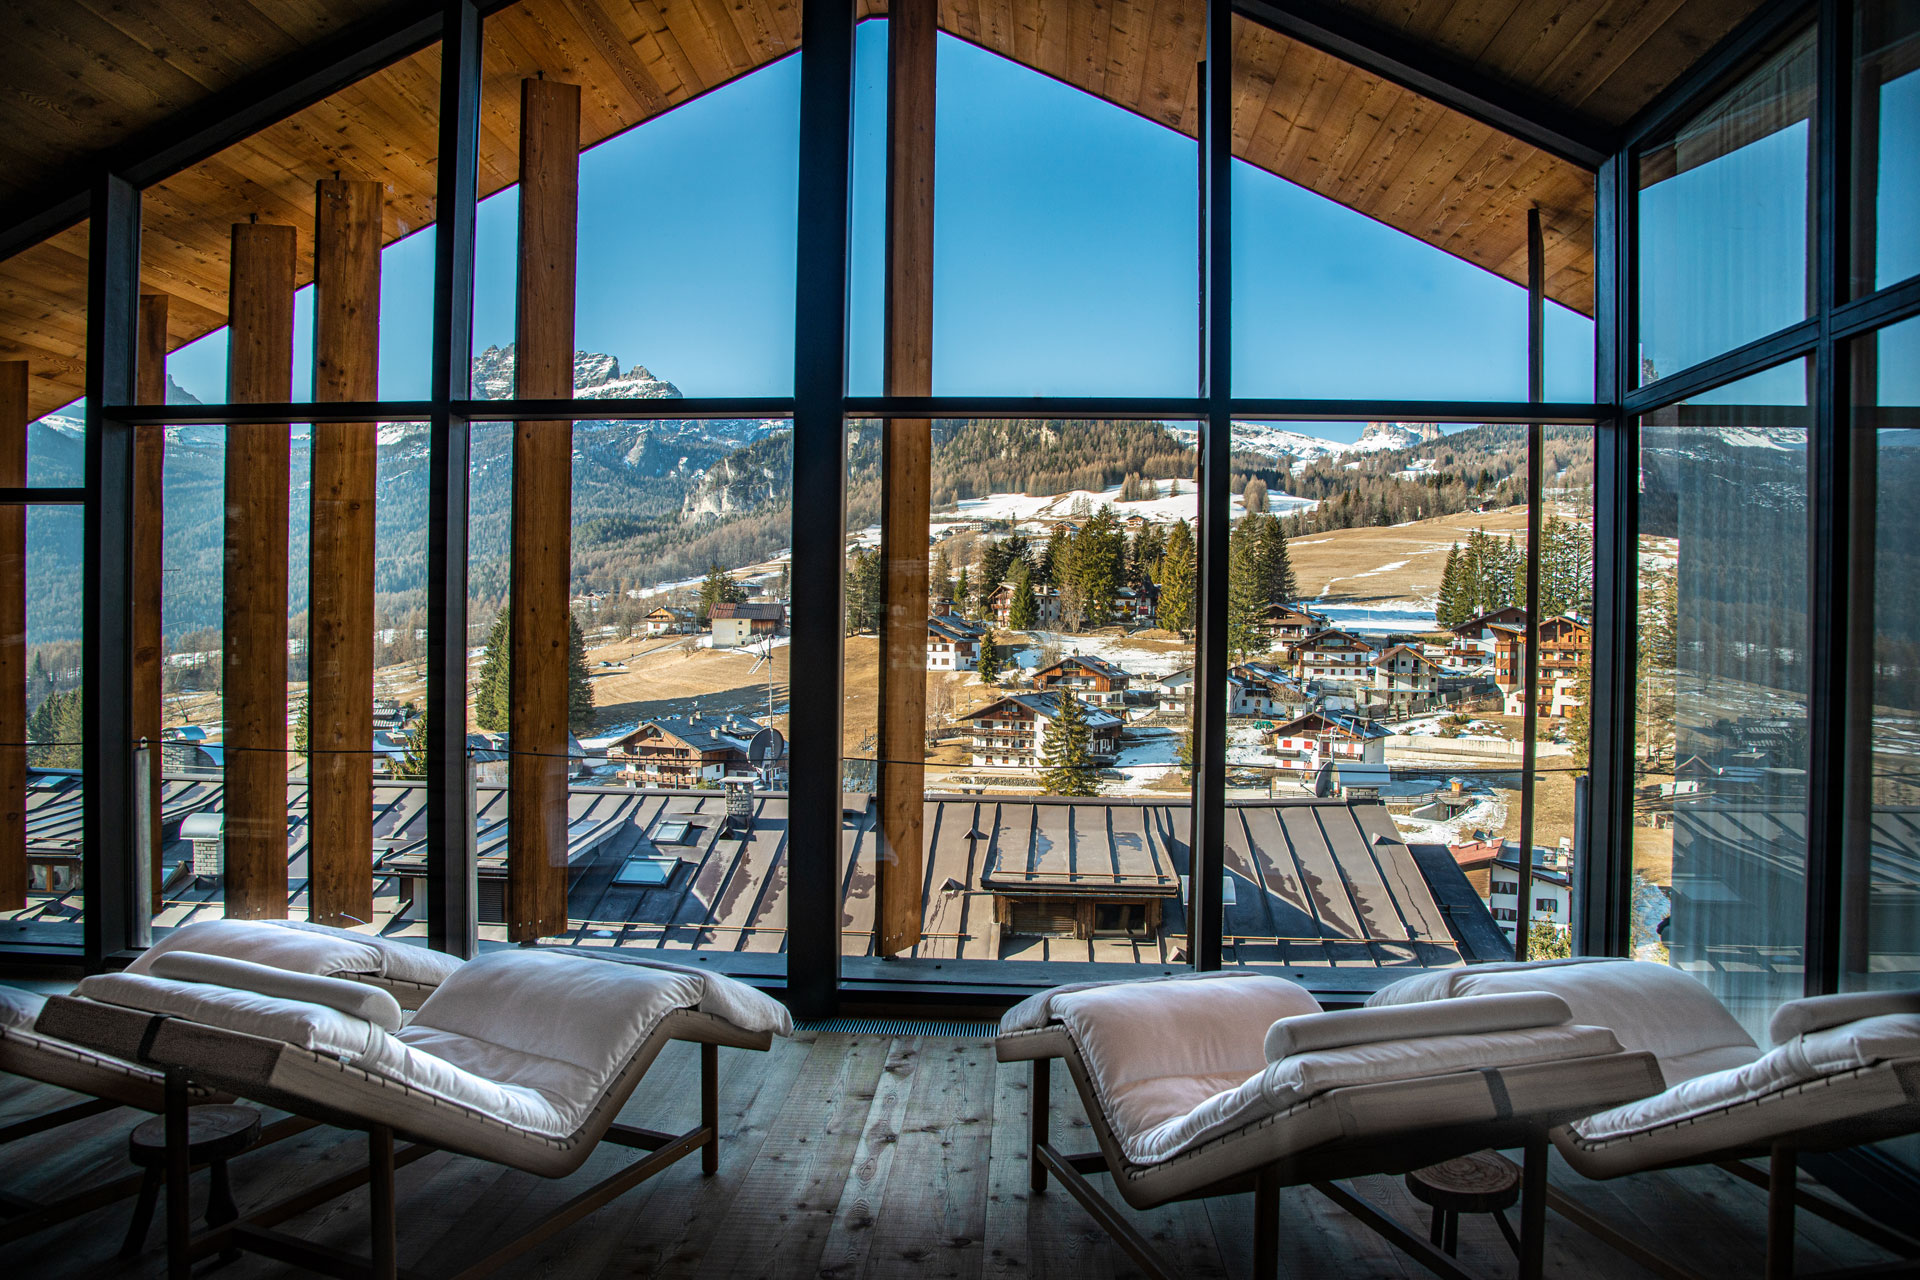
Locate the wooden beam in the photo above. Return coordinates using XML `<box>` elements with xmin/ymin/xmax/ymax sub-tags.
<box><xmin>222</xmin><ymin>222</ymin><xmax>295</xmax><ymax>920</ymax></box>
<box><xmin>509</xmin><ymin>77</ymin><xmax>580</xmax><ymax>942</ymax></box>
<box><xmin>876</xmin><ymin>0</ymin><xmax>936</xmax><ymax>957</ymax></box>
<box><xmin>307</xmin><ymin>179</ymin><xmax>382</xmax><ymax>929</ymax></box>
<box><xmin>0</xmin><ymin>361</ymin><xmax>24</xmax><ymax>913</ymax></box>
<box><xmin>135</xmin><ymin>294</ymin><xmax>169</xmax><ymax>915</ymax></box>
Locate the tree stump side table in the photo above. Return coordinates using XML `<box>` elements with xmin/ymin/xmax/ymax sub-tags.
<box><xmin>1405</xmin><ymin>1150</ymin><xmax>1523</xmax><ymax>1259</ymax></box>
<box><xmin>121</xmin><ymin>1104</ymin><xmax>262</xmax><ymax>1260</ymax></box>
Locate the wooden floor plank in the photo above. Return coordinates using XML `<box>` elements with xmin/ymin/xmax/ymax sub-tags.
<box><xmin>1</xmin><ymin>1029</ymin><xmax>1909</xmax><ymax>1280</ymax></box>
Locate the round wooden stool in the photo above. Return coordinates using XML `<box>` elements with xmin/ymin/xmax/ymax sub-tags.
<box><xmin>1404</xmin><ymin>1151</ymin><xmax>1522</xmax><ymax>1259</ymax></box>
<box><xmin>121</xmin><ymin>1104</ymin><xmax>262</xmax><ymax>1260</ymax></box>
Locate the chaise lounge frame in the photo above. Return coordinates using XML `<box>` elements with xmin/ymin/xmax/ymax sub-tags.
<box><xmin>36</xmin><ymin>990</ymin><xmax>767</xmax><ymax>1280</ymax></box>
<box><xmin>999</xmin><ymin>1020</ymin><xmax>1663</xmax><ymax>1280</ymax></box>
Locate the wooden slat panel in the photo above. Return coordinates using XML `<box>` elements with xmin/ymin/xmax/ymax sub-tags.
<box><xmin>0</xmin><ymin>361</ymin><xmax>23</xmax><ymax>913</ymax></box>
<box><xmin>221</xmin><ymin>221</ymin><xmax>296</xmax><ymax>920</ymax></box>
<box><xmin>876</xmin><ymin>0</ymin><xmax>936</xmax><ymax>957</ymax></box>
<box><xmin>135</xmin><ymin>293</ymin><xmax>168</xmax><ymax>915</ymax></box>
<box><xmin>307</xmin><ymin>178</ymin><xmax>382</xmax><ymax>930</ymax></box>
<box><xmin>508</xmin><ymin>77</ymin><xmax>580</xmax><ymax>942</ymax></box>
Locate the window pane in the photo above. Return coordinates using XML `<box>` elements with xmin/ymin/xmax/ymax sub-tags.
<box><xmin>1637</xmin><ymin>28</ymin><xmax>1815</xmax><ymax>386</ymax></box>
<box><xmin>1635</xmin><ymin>361</ymin><xmax>1810</xmax><ymax>1039</ymax></box>
<box><xmin>0</xmin><ymin>220</ymin><xmax>90</xmax><ymax>488</ymax></box>
<box><xmin>1843</xmin><ymin>316</ymin><xmax>1920</xmax><ymax>990</ymax></box>
<box><xmin>843</xmin><ymin>418</ymin><xmax>1198</xmax><ymax>964</ymax></box>
<box><xmin>1853</xmin><ymin>0</ymin><xmax>1920</xmax><ymax>295</ymax></box>
<box><xmin>5</xmin><ymin>507</ymin><xmax>85</xmax><ymax>948</ymax></box>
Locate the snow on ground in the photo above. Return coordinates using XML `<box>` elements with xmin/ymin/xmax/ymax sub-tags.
<box><xmin>1020</xmin><ymin>631</ymin><xmax>1194</xmax><ymax>678</ymax></box>
<box><xmin>1349</xmin><ymin>559</ymin><xmax>1410</xmax><ymax>578</ymax></box>
<box><xmin>1110</xmin><ymin>727</ymin><xmax>1183</xmax><ymax>793</ymax></box>
<box><xmin>1306</xmin><ymin>602</ymin><xmax>1440</xmax><ymax>635</ymax></box>
<box><xmin>1393</xmin><ymin>791</ymin><xmax>1508</xmax><ymax>846</ymax></box>
<box><xmin>1225</xmin><ymin>724</ymin><xmax>1286</xmax><ymax>770</ymax></box>
<box><xmin>947</xmin><ymin>477</ymin><xmax>1313</xmax><ymax>528</ymax></box>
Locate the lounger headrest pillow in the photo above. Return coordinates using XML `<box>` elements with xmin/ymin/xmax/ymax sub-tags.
<box><xmin>1768</xmin><ymin>990</ymin><xmax>1920</xmax><ymax>1045</ymax></box>
<box><xmin>0</xmin><ymin>983</ymin><xmax>46</xmax><ymax>1031</ymax></box>
<box><xmin>146</xmin><ymin>952</ymin><xmax>404</xmax><ymax>1034</ymax></box>
<box><xmin>1264</xmin><ymin>991</ymin><xmax>1573</xmax><ymax>1063</ymax></box>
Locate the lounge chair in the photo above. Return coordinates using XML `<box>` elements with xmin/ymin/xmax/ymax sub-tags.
<box><xmin>1368</xmin><ymin>959</ymin><xmax>1920</xmax><ymax>1279</ymax></box>
<box><xmin>996</xmin><ymin>970</ymin><xmax>1662</xmax><ymax>1280</ymax></box>
<box><xmin>0</xmin><ymin>920</ymin><xmax>461</xmax><ymax>1245</ymax></box>
<box><xmin>37</xmin><ymin>945</ymin><xmax>792</xmax><ymax>1279</ymax></box>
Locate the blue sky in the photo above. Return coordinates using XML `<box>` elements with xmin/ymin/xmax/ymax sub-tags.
<box><xmin>160</xmin><ymin>22</ymin><xmax>1624</xmax><ymax>414</ymax></box>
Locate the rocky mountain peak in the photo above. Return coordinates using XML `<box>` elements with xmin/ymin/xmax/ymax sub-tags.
<box><xmin>469</xmin><ymin>344</ymin><xmax>682</xmax><ymax>401</ymax></box>
<box><xmin>1357</xmin><ymin>421</ymin><xmax>1444</xmax><ymax>450</ymax></box>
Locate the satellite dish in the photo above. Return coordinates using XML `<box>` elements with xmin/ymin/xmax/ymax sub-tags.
<box><xmin>749</xmin><ymin>727</ymin><xmax>785</xmax><ymax>764</ymax></box>
<box><xmin>1312</xmin><ymin>760</ymin><xmax>1338</xmax><ymax>798</ymax></box>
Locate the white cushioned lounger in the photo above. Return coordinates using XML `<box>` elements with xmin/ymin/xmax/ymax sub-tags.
<box><xmin>0</xmin><ymin>920</ymin><xmax>464</xmax><ymax>1246</ymax></box>
<box><xmin>1369</xmin><ymin>960</ymin><xmax>1920</xmax><ymax>1277</ymax></box>
<box><xmin>996</xmin><ymin>970</ymin><xmax>1662</xmax><ymax>1280</ymax></box>
<box><xmin>37</xmin><ymin>947</ymin><xmax>792</xmax><ymax>1278</ymax></box>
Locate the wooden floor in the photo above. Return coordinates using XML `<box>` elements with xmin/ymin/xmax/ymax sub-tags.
<box><xmin>0</xmin><ymin>1029</ymin><xmax>1900</xmax><ymax>1279</ymax></box>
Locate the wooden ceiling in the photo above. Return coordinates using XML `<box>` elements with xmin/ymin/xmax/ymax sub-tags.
<box><xmin>0</xmin><ymin>0</ymin><xmax>1768</xmax><ymax>419</ymax></box>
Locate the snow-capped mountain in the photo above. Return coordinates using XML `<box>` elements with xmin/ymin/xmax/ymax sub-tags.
<box><xmin>1352</xmin><ymin>421</ymin><xmax>1445</xmax><ymax>452</ymax></box>
<box><xmin>468</xmin><ymin>344</ymin><xmax>682</xmax><ymax>402</ymax></box>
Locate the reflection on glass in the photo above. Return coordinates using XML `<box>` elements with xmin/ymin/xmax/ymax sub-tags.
<box><xmin>1</xmin><ymin>507</ymin><xmax>86</xmax><ymax>947</ymax></box>
<box><xmin>1853</xmin><ymin>0</ymin><xmax>1920</xmax><ymax>295</ymax></box>
<box><xmin>1634</xmin><ymin>362</ymin><xmax>1810</xmax><ymax>1038</ymax></box>
<box><xmin>1637</xmin><ymin>28</ymin><xmax>1815</xmax><ymax>385</ymax></box>
<box><xmin>1843</xmin><ymin>317</ymin><xmax>1920</xmax><ymax>991</ymax></box>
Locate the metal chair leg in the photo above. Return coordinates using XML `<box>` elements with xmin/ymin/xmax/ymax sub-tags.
<box><xmin>1766</xmin><ymin>1144</ymin><xmax>1797</xmax><ymax>1280</ymax></box>
<box><xmin>1030</xmin><ymin>1058</ymin><xmax>1050</xmax><ymax>1193</ymax></box>
<box><xmin>164</xmin><ymin>1069</ymin><xmax>192</xmax><ymax>1280</ymax></box>
<box><xmin>1519</xmin><ymin>1130</ymin><xmax>1549</xmax><ymax>1280</ymax></box>
<box><xmin>701</xmin><ymin>1042</ymin><xmax>719</xmax><ymax>1176</ymax></box>
<box><xmin>1254</xmin><ymin>1167</ymin><xmax>1281</xmax><ymax>1279</ymax></box>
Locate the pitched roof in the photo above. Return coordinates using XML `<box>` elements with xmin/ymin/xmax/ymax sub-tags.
<box><xmin>709</xmin><ymin>601</ymin><xmax>784</xmax><ymax>621</ymax></box>
<box><xmin>1033</xmin><ymin>653</ymin><xmax>1131</xmax><ymax>682</ymax></box>
<box><xmin>963</xmin><ymin>692</ymin><xmax>1122</xmax><ymax>729</ymax></box>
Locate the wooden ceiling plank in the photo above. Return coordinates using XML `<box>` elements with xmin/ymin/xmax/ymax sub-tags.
<box><xmin>69</xmin><ymin>0</ymin><xmax>290</xmax><ymax>97</ymax></box>
<box><xmin>624</xmin><ymin>0</ymin><xmax>721</xmax><ymax>104</ymax></box>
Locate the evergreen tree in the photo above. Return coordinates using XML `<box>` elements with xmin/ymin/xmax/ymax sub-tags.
<box><xmin>1565</xmin><ymin>649</ymin><xmax>1593</xmax><ymax>770</ymax></box>
<box><xmin>1128</xmin><ymin>523</ymin><xmax>1166</xmax><ymax>589</ymax></box>
<box><xmin>696</xmin><ymin>564</ymin><xmax>748</xmax><ymax>626</ymax></box>
<box><xmin>1033</xmin><ymin>532</ymin><xmax>1060</xmax><ymax>586</ymax></box>
<box><xmin>955</xmin><ymin>566</ymin><xmax>972</xmax><ymax>617</ymax></box>
<box><xmin>25</xmin><ymin>689</ymin><xmax>84</xmax><ymax>769</ymax></box>
<box><xmin>1066</xmin><ymin>506</ymin><xmax>1126</xmax><ymax>629</ymax></box>
<box><xmin>1226</xmin><ymin>519</ymin><xmax>1268</xmax><ymax>662</ymax></box>
<box><xmin>396</xmin><ymin>712</ymin><xmax>430</xmax><ymax>780</ymax></box>
<box><xmin>1242</xmin><ymin>513</ymin><xmax>1297</xmax><ymax>606</ymax></box>
<box><xmin>847</xmin><ymin>549</ymin><xmax>884</xmax><ymax>632</ymax></box>
<box><xmin>1040</xmin><ymin>695</ymin><xmax>1102</xmax><ymax>796</ymax></box>
<box><xmin>1007</xmin><ymin>560</ymin><xmax>1039</xmax><ymax>630</ymax></box>
<box><xmin>1158</xmin><ymin>520</ymin><xmax>1197</xmax><ymax>635</ymax></box>
<box><xmin>1436</xmin><ymin>544</ymin><xmax>1468</xmax><ymax>628</ymax></box>
<box><xmin>474</xmin><ymin>610</ymin><xmax>510</xmax><ymax>732</ymax></box>
<box><xmin>930</xmin><ymin>546</ymin><xmax>955</xmax><ymax>607</ymax></box>
<box><xmin>567</xmin><ymin>613</ymin><xmax>595</xmax><ymax>732</ymax></box>
<box><xmin>294</xmin><ymin>694</ymin><xmax>310</xmax><ymax>756</ymax></box>
<box><xmin>977</xmin><ymin>631</ymin><xmax>1003</xmax><ymax>683</ymax></box>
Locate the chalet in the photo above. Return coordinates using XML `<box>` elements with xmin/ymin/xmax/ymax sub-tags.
<box><xmin>988</xmin><ymin>581</ymin><xmax>1062</xmax><ymax>629</ymax></box>
<box><xmin>1372</xmin><ymin>644</ymin><xmax>1444</xmax><ymax>697</ymax></box>
<box><xmin>1287</xmin><ymin>629</ymin><xmax>1375</xmax><ymax>686</ymax></box>
<box><xmin>1482</xmin><ymin>841</ymin><xmax>1575</xmax><ymax>945</ymax></box>
<box><xmin>1229</xmin><ymin>662</ymin><xmax>1298</xmax><ymax>717</ymax></box>
<box><xmin>609</xmin><ymin>716</ymin><xmax>753</xmax><ymax>787</ymax></box>
<box><xmin>709</xmin><ymin>601</ymin><xmax>785</xmax><ymax>649</ymax></box>
<box><xmin>644</xmin><ymin>606</ymin><xmax>695</xmax><ymax>636</ymax></box>
<box><xmin>963</xmin><ymin>693</ymin><xmax>1121</xmax><ymax>769</ymax></box>
<box><xmin>1267</xmin><ymin>711</ymin><xmax>1390</xmax><ymax>771</ymax></box>
<box><xmin>927</xmin><ymin>613</ymin><xmax>988</xmax><ymax>671</ymax></box>
<box><xmin>1258</xmin><ymin>604</ymin><xmax>1328</xmax><ymax>644</ymax></box>
<box><xmin>1030</xmin><ymin>654</ymin><xmax>1132</xmax><ymax>707</ymax></box>
<box><xmin>1113</xmin><ymin>584</ymin><xmax>1157</xmax><ymax>627</ymax></box>
<box><xmin>1494</xmin><ymin>615</ymin><xmax>1591</xmax><ymax>718</ymax></box>
<box><xmin>1448</xmin><ymin>606</ymin><xmax>1528</xmax><ymax>657</ymax></box>
<box><xmin>1151</xmin><ymin>667</ymin><xmax>1197</xmax><ymax>715</ymax></box>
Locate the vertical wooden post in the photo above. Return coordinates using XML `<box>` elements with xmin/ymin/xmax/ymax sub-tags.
<box><xmin>223</xmin><ymin>222</ymin><xmax>295</xmax><ymax>920</ymax></box>
<box><xmin>0</xmin><ymin>362</ymin><xmax>25</xmax><ymax>913</ymax></box>
<box><xmin>509</xmin><ymin>78</ymin><xmax>579</xmax><ymax>941</ymax></box>
<box><xmin>135</xmin><ymin>295</ymin><xmax>169</xmax><ymax>915</ymax></box>
<box><xmin>876</xmin><ymin>0</ymin><xmax>935</xmax><ymax>956</ymax></box>
<box><xmin>309</xmin><ymin>179</ymin><xmax>383</xmax><ymax>929</ymax></box>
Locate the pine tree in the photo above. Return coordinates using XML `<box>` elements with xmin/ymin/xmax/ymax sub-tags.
<box><xmin>1158</xmin><ymin>519</ymin><xmax>1197</xmax><ymax>635</ymax></box>
<box><xmin>25</xmin><ymin>689</ymin><xmax>84</xmax><ymax>770</ymax></box>
<box><xmin>567</xmin><ymin>613</ymin><xmax>595</xmax><ymax>732</ymax></box>
<box><xmin>396</xmin><ymin>712</ymin><xmax>430</xmax><ymax>780</ymax></box>
<box><xmin>977</xmin><ymin>631</ymin><xmax>1002</xmax><ymax>683</ymax></box>
<box><xmin>696</xmin><ymin>564</ymin><xmax>747</xmax><ymax>626</ymax></box>
<box><xmin>1007</xmin><ymin>560</ymin><xmax>1038</xmax><ymax>630</ymax></box>
<box><xmin>955</xmin><ymin>566</ymin><xmax>973</xmax><ymax>617</ymax></box>
<box><xmin>1128</xmin><ymin>523</ymin><xmax>1166</xmax><ymax>589</ymax></box>
<box><xmin>930</xmin><ymin>546</ymin><xmax>955</xmax><ymax>607</ymax></box>
<box><xmin>1226</xmin><ymin>519</ymin><xmax>1267</xmax><ymax>662</ymax></box>
<box><xmin>293</xmin><ymin>694</ymin><xmax>310</xmax><ymax>756</ymax></box>
<box><xmin>847</xmin><ymin>549</ymin><xmax>883</xmax><ymax>632</ymax></box>
<box><xmin>1034</xmin><ymin>533</ymin><xmax>1060</xmax><ymax>586</ymax></box>
<box><xmin>1243</xmin><ymin>513</ymin><xmax>1296</xmax><ymax>607</ymax></box>
<box><xmin>1067</xmin><ymin>506</ymin><xmax>1126</xmax><ymax>629</ymax></box>
<box><xmin>1040</xmin><ymin>695</ymin><xmax>1102</xmax><ymax>796</ymax></box>
<box><xmin>474</xmin><ymin>610</ymin><xmax>510</xmax><ymax>732</ymax></box>
<box><xmin>1436</xmin><ymin>544</ymin><xmax>1468</xmax><ymax>628</ymax></box>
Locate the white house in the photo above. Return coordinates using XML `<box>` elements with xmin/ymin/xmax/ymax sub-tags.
<box><xmin>1485</xmin><ymin>841</ymin><xmax>1575</xmax><ymax>946</ymax></box>
<box><xmin>927</xmin><ymin>613</ymin><xmax>987</xmax><ymax>671</ymax></box>
<box><xmin>1267</xmin><ymin>711</ymin><xmax>1390</xmax><ymax>771</ymax></box>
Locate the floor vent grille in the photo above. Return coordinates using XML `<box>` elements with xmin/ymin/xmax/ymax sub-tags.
<box><xmin>794</xmin><ymin>1017</ymin><xmax>999</xmax><ymax>1039</ymax></box>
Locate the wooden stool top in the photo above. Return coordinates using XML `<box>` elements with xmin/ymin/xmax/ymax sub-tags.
<box><xmin>1404</xmin><ymin>1152</ymin><xmax>1521</xmax><ymax>1214</ymax></box>
<box><xmin>128</xmin><ymin>1105</ymin><xmax>262</xmax><ymax>1167</ymax></box>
